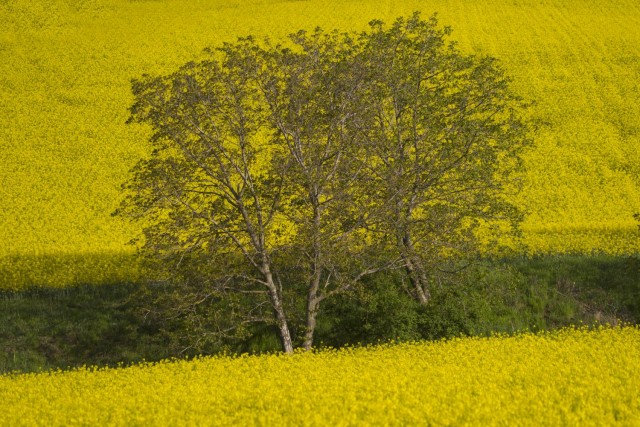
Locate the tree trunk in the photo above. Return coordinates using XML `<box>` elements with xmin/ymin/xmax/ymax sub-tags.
<box><xmin>303</xmin><ymin>279</ymin><xmax>321</xmax><ymax>350</ymax></box>
<box><xmin>403</xmin><ymin>255</ymin><xmax>431</xmax><ymax>305</ymax></box>
<box><xmin>303</xmin><ymin>195</ymin><xmax>323</xmax><ymax>351</ymax></box>
<box><xmin>263</xmin><ymin>266</ymin><xmax>294</xmax><ymax>354</ymax></box>
<box><xmin>401</xmin><ymin>232</ymin><xmax>431</xmax><ymax>305</ymax></box>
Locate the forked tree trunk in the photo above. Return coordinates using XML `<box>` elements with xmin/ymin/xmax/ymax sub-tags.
<box><xmin>263</xmin><ymin>266</ymin><xmax>294</xmax><ymax>353</ymax></box>
<box><xmin>401</xmin><ymin>232</ymin><xmax>431</xmax><ymax>305</ymax></box>
<box><xmin>302</xmin><ymin>198</ymin><xmax>323</xmax><ymax>351</ymax></box>
<box><xmin>403</xmin><ymin>255</ymin><xmax>431</xmax><ymax>305</ymax></box>
<box><xmin>303</xmin><ymin>277</ymin><xmax>321</xmax><ymax>350</ymax></box>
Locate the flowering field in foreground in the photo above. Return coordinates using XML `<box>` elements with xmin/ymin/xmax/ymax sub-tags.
<box><xmin>0</xmin><ymin>327</ymin><xmax>638</xmax><ymax>426</ymax></box>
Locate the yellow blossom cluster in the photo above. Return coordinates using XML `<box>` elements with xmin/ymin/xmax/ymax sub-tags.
<box><xmin>1</xmin><ymin>0</ymin><xmax>639</xmax><ymax>288</ymax></box>
<box><xmin>0</xmin><ymin>326</ymin><xmax>638</xmax><ymax>425</ymax></box>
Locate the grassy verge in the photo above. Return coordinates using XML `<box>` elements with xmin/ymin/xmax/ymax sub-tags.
<box><xmin>0</xmin><ymin>283</ymin><xmax>169</xmax><ymax>373</ymax></box>
<box><xmin>0</xmin><ymin>254</ymin><xmax>637</xmax><ymax>373</ymax></box>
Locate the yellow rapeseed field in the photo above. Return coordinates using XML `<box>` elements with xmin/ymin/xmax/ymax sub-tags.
<box><xmin>1</xmin><ymin>0</ymin><xmax>639</xmax><ymax>288</ymax></box>
<box><xmin>0</xmin><ymin>326</ymin><xmax>638</xmax><ymax>426</ymax></box>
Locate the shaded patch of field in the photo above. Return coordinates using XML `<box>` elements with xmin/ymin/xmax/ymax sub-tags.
<box><xmin>0</xmin><ymin>252</ymin><xmax>141</xmax><ymax>290</ymax></box>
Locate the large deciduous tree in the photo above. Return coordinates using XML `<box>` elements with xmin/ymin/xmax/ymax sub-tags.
<box><xmin>116</xmin><ymin>12</ymin><xmax>531</xmax><ymax>353</ymax></box>
<box><xmin>117</xmin><ymin>38</ymin><xmax>297</xmax><ymax>352</ymax></box>
<box><xmin>355</xmin><ymin>13</ymin><xmax>531</xmax><ymax>304</ymax></box>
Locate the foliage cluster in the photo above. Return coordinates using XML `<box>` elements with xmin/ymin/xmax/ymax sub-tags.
<box><xmin>1</xmin><ymin>326</ymin><xmax>638</xmax><ymax>425</ymax></box>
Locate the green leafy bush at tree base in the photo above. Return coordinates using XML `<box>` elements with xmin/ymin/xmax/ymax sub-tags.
<box><xmin>318</xmin><ymin>256</ymin><xmax>638</xmax><ymax>347</ymax></box>
<box><xmin>0</xmin><ymin>255</ymin><xmax>637</xmax><ymax>373</ymax></box>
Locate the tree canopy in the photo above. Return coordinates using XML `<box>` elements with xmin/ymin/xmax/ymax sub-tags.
<box><xmin>116</xmin><ymin>12</ymin><xmax>532</xmax><ymax>353</ymax></box>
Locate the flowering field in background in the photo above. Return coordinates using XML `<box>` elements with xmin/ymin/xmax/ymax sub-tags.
<box><xmin>0</xmin><ymin>326</ymin><xmax>638</xmax><ymax>426</ymax></box>
<box><xmin>1</xmin><ymin>0</ymin><xmax>639</xmax><ymax>288</ymax></box>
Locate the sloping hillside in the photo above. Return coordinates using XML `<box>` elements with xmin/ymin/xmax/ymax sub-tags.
<box><xmin>1</xmin><ymin>0</ymin><xmax>639</xmax><ymax>287</ymax></box>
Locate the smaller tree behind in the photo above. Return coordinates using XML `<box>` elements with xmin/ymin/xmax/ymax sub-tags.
<box><xmin>354</xmin><ymin>13</ymin><xmax>532</xmax><ymax>304</ymax></box>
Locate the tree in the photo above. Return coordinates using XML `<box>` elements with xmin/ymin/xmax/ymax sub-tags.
<box><xmin>116</xmin><ymin>12</ymin><xmax>531</xmax><ymax>353</ymax></box>
<box><xmin>117</xmin><ymin>38</ymin><xmax>297</xmax><ymax>352</ymax></box>
<box><xmin>353</xmin><ymin>13</ymin><xmax>531</xmax><ymax>304</ymax></box>
<box><xmin>258</xmin><ymin>29</ymin><xmax>399</xmax><ymax>349</ymax></box>
<box><xmin>117</xmin><ymin>33</ymin><xmax>383</xmax><ymax>353</ymax></box>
